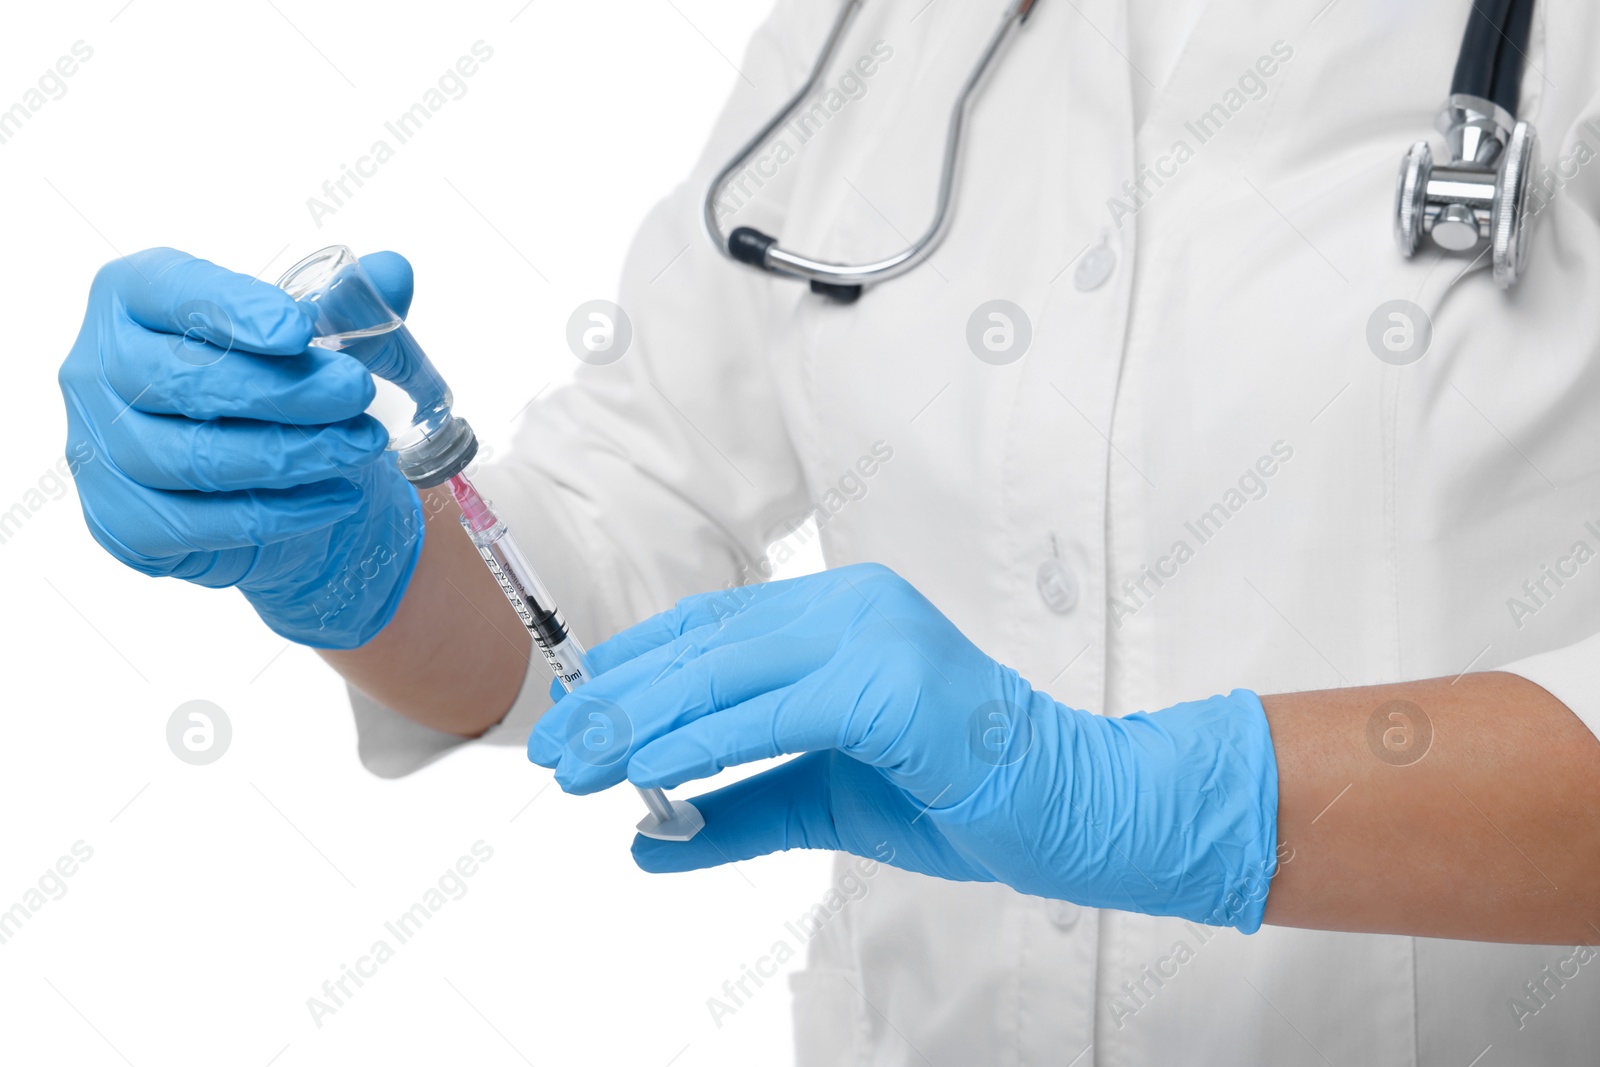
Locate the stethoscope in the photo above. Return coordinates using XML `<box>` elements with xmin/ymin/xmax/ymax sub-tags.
<box><xmin>703</xmin><ymin>0</ymin><xmax>1538</xmax><ymax>301</ymax></box>
<box><xmin>1395</xmin><ymin>0</ymin><xmax>1537</xmax><ymax>289</ymax></box>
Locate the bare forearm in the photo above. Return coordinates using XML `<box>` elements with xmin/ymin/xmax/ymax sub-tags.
<box><xmin>1261</xmin><ymin>671</ymin><xmax>1600</xmax><ymax>943</ymax></box>
<box><xmin>319</xmin><ymin>487</ymin><xmax>532</xmax><ymax>736</ymax></box>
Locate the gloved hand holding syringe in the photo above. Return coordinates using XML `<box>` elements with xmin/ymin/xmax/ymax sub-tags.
<box><xmin>276</xmin><ymin>245</ymin><xmax>703</xmax><ymax>842</ymax></box>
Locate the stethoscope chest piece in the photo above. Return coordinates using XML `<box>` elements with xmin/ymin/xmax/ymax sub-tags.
<box><xmin>1394</xmin><ymin>94</ymin><xmax>1537</xmax><ymax>288</ymax></box>
<box><xmin>1394</xmin><ymin>0</ymin><xmax>1539</xmax><ymax>289</ymax></box>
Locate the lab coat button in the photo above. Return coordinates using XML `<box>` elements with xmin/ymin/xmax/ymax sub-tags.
<box><xmin>1073</xmin><ymin>244</ymin><xmax>1116</xmax><ymax>291</ymax></box>
<box><xmin>1037</xmin><ymin>558</ymin><xmax>1079</xmax><ymax>615</ymax></box>
<box><xmin>1046</xmin><ymin>899</ymin><xmax>1080</xmax><ymax>928</ymax></box>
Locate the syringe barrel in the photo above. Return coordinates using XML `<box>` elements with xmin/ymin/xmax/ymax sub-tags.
<box><xmin>458</xmin><ymin>506</ymin><xmax>693</xmax><ymax>839</ymax></box>
<box><xmin>464</xmin><ymin>516</ymin><xmax>591</xmax><ymax>690</ymax></box>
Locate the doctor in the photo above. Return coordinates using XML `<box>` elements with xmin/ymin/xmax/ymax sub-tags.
<box><xmin>58</xmin><ymin>0</ymin><xmax>1600</xmax><ymax>1063</ymax></box>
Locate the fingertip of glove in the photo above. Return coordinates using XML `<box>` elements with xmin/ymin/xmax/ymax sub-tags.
<box><xmin>358</xmin><ymin>251</ymin><xmax>415</xmax><ymax>317</ymax></box>
<box><xmin>230</xmin><ymin>284</ymin><xmax>318</xmax><ymax>355</ymax></box>
<box><xmin>303</xmin><ymin>352</ymin><xmax>379</xmax><ymax>416</ymax></box>
<box><xmin>631</xmin><ymin>835</ymin><xmax>697</xmax><ymax>873</ymax></box>
<box><xmin>349</xmin><ymin>414</ymin><xmax>392</xmax><ymax>456</ymax></box>
<box><xmin>623</xmin><ymin>752</ymin><xmax>680</xmax><ymax>793</ymax></box>
<box><xmin>526</xmin><ymin>725</ymin><xmax>559</xmax><ymax>768</ymax></box>
<box><xmin>227</xmin><ymin>307</ymin><xmax>311</xmax><ymax>356</ymax></box>
<box><xmin>296</xmin><ymin>417</ymin><xmax>390</xmax><ymax>475</ymax></box>
<box><xmin>551</xmin><ymin>764</ymin><xmax>608</xmax><ymax>796</ymax></box>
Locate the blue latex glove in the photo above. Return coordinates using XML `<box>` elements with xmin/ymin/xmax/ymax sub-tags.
<box><xmin>531</xmin><ymin>563</ymin><xmax>1281</xmax><ymax>932</ymax></box>
<box><xmin>59</xmin><ymin>248</ymin><xmax>425</xmax><ymax>648</ymax></box>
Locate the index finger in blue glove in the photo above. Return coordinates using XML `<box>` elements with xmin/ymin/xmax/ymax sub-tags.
<box><xmin>545</xmin><ymin>580</ymin><xmax>789</xmax><ymax>704</ymax></box>
<box><xmin>97</xmin><ymin>249</ymin><xmax>316</xmax><ymax>356</ymax></box>
<box><xmin>535</xmin><ymin>630</ymin><xmax>832</xmax><ymax>793</ymax></box>
<box><xmin>543</xmin><ymin>619</ymin><xmax>735</xmax><ymax>728</ymax></box>
<box><xmin>585</xmin><ymin>580</ymin><xmax>784</xmax><ymax>675</ymax></box>
<box><xmin>536</xmin><ymin>568</ymin><xmax>894</xmax><ymax>760</ymax></box>
<box><xmin>93</xmin><ymin>408</ymin><xmax>389</xmax><ymax>492</ymax></box>
<box><xmin>97</xmin><ymin>320</ymin><xmax>376</xmax><ymax>425</ymax></box>
<box><xmin>585</xmin><ymin>593</ymin><xmax>831</xmax><ymax>706</ymax></box>
<box><xmin>623</xmin><ymin>667</ymin><xmax>871</xmax><ymax>791</ymax></box>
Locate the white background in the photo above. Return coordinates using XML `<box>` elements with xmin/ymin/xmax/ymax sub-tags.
<box><xmin>0</xmin><ymin>2</ymin><xmax>837</xmax><ymax>1064</ymax></box>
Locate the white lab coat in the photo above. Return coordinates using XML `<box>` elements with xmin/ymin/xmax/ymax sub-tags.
<box><xmin>352</xmin><ymin>0</ymin><xmax>1600</xmax><ymax>1062</ymax></box>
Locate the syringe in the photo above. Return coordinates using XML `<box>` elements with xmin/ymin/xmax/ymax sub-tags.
<box><xmin>446</xmin><ymin>473</ymin><xmax>705</xmax><ymax>842</ymax></box>
<box><xmin>276</xmin><ymin>244</ymin><xmax>701</xmax><ymax>842</ymax></box>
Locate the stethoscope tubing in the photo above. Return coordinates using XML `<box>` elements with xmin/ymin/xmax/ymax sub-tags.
<box><xmin>702</xmin><ymin>0</ymin><xmax>1039</xmax><ymax>290</ymax></box>
<box><xmin>705</xmin><ymin>0</ymin><xmax>1536</xmax><ymax>297</ymax></box>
